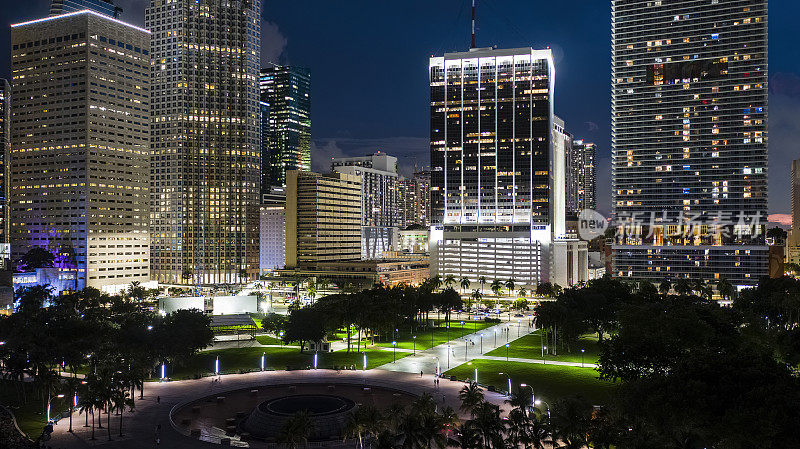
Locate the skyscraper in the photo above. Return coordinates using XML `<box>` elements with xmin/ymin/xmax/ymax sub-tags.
<box><xmin>0</xmin><ymin>80</ymin><xmax>9</xmax><ymax>250</ymax></box>
<box><xmin>146</xmin><ymin>0</ymin><xmax>261</xmax><ymax>285</ymax></box>
<box><xmin>572</xmin><ymin>140</ymin><xmax>596</xmax><ymax>212</ymax></box>
<box><xmin>430</xmin><ymin>47</ymin><xmax>585</xmax><ymax>288</ymax></box>
<box><xmin>260</xmin><ymin>66</ymin><xmax>311</xmax><ymax>192</ymax></box>
<box><xmin>611</xmin><ymin>0</ymin><xmax>768</xmax><ymax>285</ymax></box>
<box><xmin>50</xmin><ymin>0</ymin><xmax>122</xmax><ymax>18</ymax></box>
<box><xmin>399</xmin><ymin>171</ymin><xmax>431</xmax><ymax>228</ymax></box>
<box><xmin>10</xmin><ymin>11</ymin><xmax>150</xmax><ymax>290</ymax></box>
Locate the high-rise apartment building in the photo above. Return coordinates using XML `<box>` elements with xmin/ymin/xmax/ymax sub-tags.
<box><xmin>572</xmin><ymin>140</ymin><xmax>596</xmax><ymax>212</ymax></box>
<box><xmin>399</xmin><ymin>171</ymin><xmax>431</xmax><ymax>228</ymax></box>
<box><xmin>260</xmin><ymin>66</ymin><xmax>311</xmax><ymax>192</ymax></box>
<box><xmin>285</xmin><ymin>171</ymin><xmax>362</xmax><ymax>268</ymax></box>
<box><xmin>50</xmin><ymin>0</ymin><xmax>122</xmax><ymax>18</ymax></box>
<box><xmin>611</xmin><ymin>0</ymin><xmax>768</xmax><ymax>285</ymax></box>
<box><xmin>0</xmin><ymin>80</ymin><xmax>9</xmax><ymax>250</ymax></box>
<box><xmin>787</xmin><ymin>160</ymin><xmax>800</xmax><ymax>264</ymax></box>
<box><xmin>146</xmin><ymin>0</ymin><xmax>262</xmax><ymax>285</ymax></box>
<box><xmin>332</xmin><ymin>153</ymin><xmax>400</xmax><ymax>227</ymax></box>
<box><xmin>429</xmin><ymin>47</ymin><xmax>586</xmax><ymax>288</ymax></box>
<box><xmin>10</xmin><ymin>11</ymin><xmax>150</xmax><ymax>290</ymax></box>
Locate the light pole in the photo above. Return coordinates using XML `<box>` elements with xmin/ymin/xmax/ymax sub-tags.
<box><xmin>160</xmin><ymin>363</ymin><xmax>166</xmax><ymax>381</ymax></box>
<box><xmin>363</xmin><ymin>353</ymin><xmax>367</xmax><ymax>371</ymax></box>
<box><xmin>517</xmin><ymin>319</ymin><xmax>521</xmax><ymax>337</ymax></box>
<box><xmin>279</xmin><ymin>331</ymin><xmax>284</xmax><ymax>348</ymax></box>
<box><xmin>534</xmin><ymin>400</ymin><xmax>551</xmax><ymax>421</ymax></box>
<box><xmin>69</xmin><ymin>392</ymin><xmax>77</xmax><ymax>432</ymax></box>
<box><xmin>412</xmin><ymin>336</ymin><xmax>417</xmax><ymax>355</ymax></box>
<box><xmin>494</xmin><ymin>330</ymin><xmax>497</xmax><ymax>347</ymax></box>
<box><xmin>261</xmin><ymin>352</ymin><xmax>265</xmax><ymax>371</ymax></box>
<box><xmin>505</xmin><ymin>343</ymin><xmax>510</xmax><ymax>361</ymax></box>
<box><xmin>581</xmin><ymin>349</ymin><xmax>585</xmax><ymax>368</ymax></box>
<box><xmin>447</xmin><ymin>344</ymin><xmax>450</xmax><ymax>369</ymax></box>
<box><xmin>479</xmin><ymin>333</ymin><xmax>484</xmax><ymax>353</ymax></box>
<box><xmin>47</xmin><ymin>394</ymin><xmax>65</xmax><ymax>423</ymax></box>
<box><xmin>499</xmin><ymin>372</ymin><xmax>511</xmax><ymax>397</ymax></box>
<box><xmin>542</xmin><ymin>346</ymin><xmax>547</xmax><ymax>365</ymax></box>
<box><xmin>215</xmin><ymin>356</ymin><xmax>220</xmax><ymax>379</ymax></box>
<box><xmin>392</xmin><ymin>341</ymin><xmax>397</xmax><ymax>363</ymax></box>
<box><xmin>314</xmin><ymin>352</ymin><xmax>318</xmax><ymax>370</ymax></box>
<box><xmin>464</xmin><ymin>338</ymin><xmax>468</xmax><ymax>360</ymax></box>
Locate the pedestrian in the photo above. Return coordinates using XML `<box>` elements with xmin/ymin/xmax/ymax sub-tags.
<box><xmin>420</xmin><ymin>370</ymin><xmax>423</xmax><ymax>378</ymax></box>
<box><xmin>156</xmin><ymin>395</ymin><xmax>161</xmax><ymax>404</ymax></box>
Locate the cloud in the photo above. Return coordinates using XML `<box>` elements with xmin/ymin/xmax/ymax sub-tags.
<box><xmin>311</xmin><ymin>137</ymin><xmax>429</xmax><ymax>176</ymax></box>
<box><xmin>583</xmin><ymin>121</ymin><xmax>599</xmax><ymax>132</ymax></box>
<box><xmin>768</xmin><ymin>73</ymin><xmax>800</xmax><ymax>215</ymax></box>
<box><xmin>261</xmin><ymin>21</ymin><xmax>288</xmax><ymax>64</ymax></box>
<box><xmin>768</xmin><ymin>214</ymin><xmax>792</xmax><ymax>227</ymax></box>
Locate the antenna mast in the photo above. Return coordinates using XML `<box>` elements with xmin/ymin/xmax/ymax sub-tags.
<box><xmin>471</xmin><ymin>0</ymin><xmax>476</xmax><ymax>48</ymax></box>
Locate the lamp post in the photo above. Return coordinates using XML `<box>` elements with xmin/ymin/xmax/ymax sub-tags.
<box><xmin>412</xmin><ymin>335</ymin><xmax>417</xmax><ymax>355</ymax></box>
<box><xmin>505</xmin><ymin>343</ymin><xmax>510</xmax><ymax>361</ymax></box>
<box><xmin>517</xmin><ymin>319</ymin><xmax>521</xmax><ymax>337</ymax></box>
<box><xmin>499</xmin><ymin>372</ymin><xmax>511</xmax><ymax>397</ymax></box>
<box><xmin>447</xmin><ymin>344</ymin><xmax>450</xmax><ymax>369</ymax></box>
<box><xmin>464</xmin><ymin>338</ymin><xmax>468</xmax><ymax>360</ymax></box>
<box><xmin>581</xmin><ymin>349</ymin><xmax>585</xmax><ymax>368</ymax></box>
<box><xmin>69</xmin><ymin>391</ymin><xmax>77</xmax><ymax>432</ymax></box>
<box><xmin>392</xmin><ymin>341</ymin><xmax>397</xmax><ymax>363</ymax></box>
<box><xmin>542</xmin><ymin>346</ymin><xmax>547</xmax><ymax>365</ymax></box>
<box><xmin>534</xmin><ymin>400</ymin><xmax>551</xmax><ymax>421</ymax></box>
<box><xmin>47</xmin><ymin>394</ymin><xmax>65</xmax><ymax>423</ymax></box>
<box><xmin>363</xmin><ymin>353</ymin><xmax>367</xmax><ymax>371</ymax></box>
<box><xmin>260</xmin><ymin>352</ymin><xmax>265</xmax><ymax>371</ymax></box>
<box><xmin>313</xmin><ymin>352</ymin><xmax>318</xmax><ymax>370</ymax></box>
<box><xmin>494</xmin><ymin>330</ymin><xmax>497</xmax><ymax>347</ymax></box>
<box><xmin>479</xmin><ymin>333</ymin><xmax>483</xmax><ymax>353</ymax></box>
<box><xmin>160</xmin><ymin>363</ymin><xmax>166</xmax><ymax>381</ymax></box>
<box><xmin>474</xmin><ymin>367</ymin><xmax>478</xmax><ymax>384</ymax></box>
<box><xmin>215</xmin><ymin>356</ymin><xmax>220</xmax><ymax>379</ymax></box>
<box><xmin>279</xmin><ymin>331</ymin><xmax>284</xmax><ymax>348</ymax></box>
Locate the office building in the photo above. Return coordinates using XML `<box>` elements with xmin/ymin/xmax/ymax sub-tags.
<box><xmin>787</xmin><ymin>160</ymin><xmax>800</xmax><ymax>264</ymax></box>
<box><xmin>10</xmin><ymin>11</ymin><xmax>150</xmax><ymax>291</ymax></box>
<box><xmin>50</xmin><ymin>0</ymin><xmax>122</xmax><ymax>18</ymax></box>
<box><xmin>429</xmin><ymin>47</ymin><xmax>586</xmax><ymax>289</ymax></box>
<box><xmin>0</xmin><ymin>80</ymin><xmax>9</xmax><ymax>260</ymax></box>
<box><xmin>146</xmin><ymin>0</ymin><xmax>262</xmax><ymax>285</ymax></box>
<box><xmin>260</xmin><ymin>66</ymin><xmax>311</xmax><ymax>191</ymax></box>
<box><xmin>399</xmin><ymin>171</ymin><xmax>431</xmax><ymax>227</ymax></box>
<box><xmin>285</xmin><ymin>170</ymin><xmax>362</xmax><ymax>268</ymax></box>
<box><xmin>260</xmin><ymin>187</ymin><xmax>286</xmax><ymax>274</ymax></box>
<box><xmin>572</xmin><ymin>140</ymin><xmax>596</xmax><ymax>212</ymax></box>
<box><xmin>611</xmin><ymin>0</ymin><xmax>768</xmax><ymax>285</ymax></box>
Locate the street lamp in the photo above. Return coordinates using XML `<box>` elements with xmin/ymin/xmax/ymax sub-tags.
<box><xmin>215</xmin><ymin>356</ymin><xmax>220</xmax><ymax>378</ymax></box>
<box><xmin>47</xmin><ymin>394</ymin><xmax>65</xmax><ymax>423</ymax></box>
<box><xmin>314</xmin><ymin>352</ymin><xmax>318</xmax><ymax>370</ymax></box>
<box><xmin>412</xmin><ymin>335</ymin><xmax>417</xmax><ymax>355</ymax></box>
<box><xmin>505</xmin><ymin>343</ymin><xmax>510</xmax><ymax>361</ymax></box>
<box><xmin>534</xmin><ymin>400</ymin><xmax>551</xmax><ymax>421</ymax></box>
<box><xmin>499</xmin><ymin>372</ymin><xmax>511</xmax><ymax>397</ymax></box>
<box><xmin>363</xmin><ymin>353</ymin><xmax>367</xmax><ymax>371</ymax></box>
<box><xmin>260</xmin><ymin>352</ymin><xmax>265</xmax><ymax>371</ymax></box>
<box><xmin>279</xmin><ymin>331</ymin><xmax>284</xmax><ymax>348</ymax></box>
<box><xmin>581</xmin><ymin>349</ymin><xmax>585</xmax><ymax>368</ymax></box>
<box><xmin>392</xmin><ymin>341</ymin><xmax>397</xmax><ymax>363</ymax></box>
<box><xmin>517</xmin><ymin>319</ymin><xmax>521</xmax><ymax>337</ymax></box>
<box><xmin>542</xmin><ymin>346</ymin><xmax>547</xmax><ymax>365</ymax></box>
<box><xmin>479</xmin><ymin>333</ymin><xmax>484</xmax><ymax>353</ymax></box>
<box><xmin>493</xmin><ymin>330</ymin><xmax>497</xmax><ymax>347</ymax></box>
<box><xmin>447</xmin><ymin>344</ymin><xmax>451</xmax><ymax>369</ymax></box>
<box><xmin>160</xmin><ymin>363</ymin><xmax>166</xmax><ymax>381</ymax></box>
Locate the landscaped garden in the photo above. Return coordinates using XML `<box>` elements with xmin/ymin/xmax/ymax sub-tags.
<box><xmin>485</xmin><ymin>330</ymin><xmax>601</xmax><ymax>365</ymax></box>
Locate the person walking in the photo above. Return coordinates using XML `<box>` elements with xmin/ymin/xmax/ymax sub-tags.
<box><xmin>156</xmin><ymin>396</ymin><xmax>161</xmax><ymax>404</ymax></box>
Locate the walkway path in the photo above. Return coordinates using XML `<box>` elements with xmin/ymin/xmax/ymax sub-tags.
<box><xmin>479</xmin><ymin>355</ymin><xmax>598</xmax><ymax>369</ymax></box>
<box><xmin>46</xmin><ymin>369</ymin><xmax>511</xmax><ymax>448</ymax></box>
<box><xmin>376</xmin><ymin>320</ymin><xmax>535</xmax><ymax>375</ymax></box>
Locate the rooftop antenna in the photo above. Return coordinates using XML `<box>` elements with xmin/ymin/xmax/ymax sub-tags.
<box><xmin>471</xmin><ymin>0</ymin><xmax>477</xmax><ymax>48</ymax></box>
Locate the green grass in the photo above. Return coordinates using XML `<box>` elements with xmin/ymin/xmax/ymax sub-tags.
<box><xmin>485</xmin><ymin>331</ymin><xmax>601</xmax><ymax>364</ymax></box>
<box><xmin>0</xmin><ymin>380</ymin><xmax>70</xmax><ymax>439</ymax></box>
<box><xmin>444</xmin><ymin>359</ymin><xmax>616</xmax><ymax>405</ymax></box>
<box><xmin>373</xmin><ymin>320</ymin><xmax>497</xmax><ymax>351</ymax></box>
<box><xmin>254</xmin><ymin>334</ymin><xmax>284</xmax><ymax>345</ymax></box>
<box><xmin>166</xmin><ymin>347</ymin><xmax>408</xmax><ymax>379</ymax></box>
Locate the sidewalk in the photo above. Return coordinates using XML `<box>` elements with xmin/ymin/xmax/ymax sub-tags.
<box><xmin>479</xmin><ymin>355</ymin><xmax>598</xmax><ymax>369</ymax></box>
<box><xmin>376</xmin><ymin>320</ymin><xmax>534</xmax><ymax>375</ymax></box>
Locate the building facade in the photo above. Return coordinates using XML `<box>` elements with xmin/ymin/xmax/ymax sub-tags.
<box><xmin>429</xmin><ymin>47</ymin><xmax>577</xmax><ymax>289</ymax></box>
<box><xmin>285</xmin><ymin>170</ymin><xmax>362</xmax><ymax>268</ymax></box>
<box><xmin>572</xmin><ymin>140</ymin><xmax>596</xmax><ymax>212</ymax></box>
<box><xmin>611</xmin><ymin>0</ymin><xmax>769</xmax><ymax>286</ymax></box>
<box><xmin>332</xmin><ymin>153</ymin><xmax>401</xmax><ymax>227</ymax></box>
<box><xmin>0</xmin><ymin>80</ymin><xmax>9</xmax><ymax>257</ymax></box>
<box><xmin>10</xmin><ymin>11</ymin><xmax>150</xmax><ymax>290</ymax></box>
<box><xmin>260</xmin><ymin>66</ymin><xmax>311</xmax><ymax>191</ymax></box>
<box><xmin>146</xmin><ymin>0</ymin><xmax>262</xmax><ymax>285</ymax></box>
<box><xmin>399</xmin><ymin>171</ymin><xmax>431</xmax><ymax>227</ymax></box>
<box><xmin>787</xmin><ymin>159</ymin><xmax>800</xmax><ymax>264</ymax></box>
<box><xmin>260</xmin><ymin>187</ymin><xmax>286</xmax><ymax>273</ymax></box>
<box><xmin>50</xmin><ymin>0</ymin><xmax>122</xmax><ymax>18</ymax></box>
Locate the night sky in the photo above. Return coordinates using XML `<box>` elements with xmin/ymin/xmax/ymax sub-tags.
<box><xmin>2</xmin><ymin>0</ymin><xmax>799</xmax><ymax>218</ymax></box>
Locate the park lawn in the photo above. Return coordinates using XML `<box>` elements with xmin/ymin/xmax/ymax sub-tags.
<box><xmin>166</xmin><ymin>347</ymin><xmax>409</xmax><ymax>379</ymax></box>
<box><xmin>373</xmin><ymin>320</ymin><xmax>497</xmax><ymax>351</ymax></box>
<box><xmin>485</xmin><ymin>331</ymin><xmax>601</xmax><ymax>365</ymax></box>
<box><xmin>0</xmin><ymin>379</ymin><xmax>70</xmax><ymax>439</ymax></box>
<box><xmin>444</xmin><ymin>359</ymin><xmax>616</xmax><ymax>405</ymax></box>
<box><xmin>254</xmin><ymin>334</ymin><xmax>284</xmax><ymax>345</ymax></box>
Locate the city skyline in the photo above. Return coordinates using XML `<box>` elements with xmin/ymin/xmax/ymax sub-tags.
<box><xmin>3</xmin><ymin>1</ymin><xmax>800</xmax><ymax>218</ymax></box>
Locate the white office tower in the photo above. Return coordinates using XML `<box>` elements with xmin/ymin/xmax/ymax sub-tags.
<box><xmin>429</xmin><ymin>47</ymin><xmax>587</xmax><ymax>290</ymax></box>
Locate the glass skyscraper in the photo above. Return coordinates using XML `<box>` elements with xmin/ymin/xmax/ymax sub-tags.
<box><xmin>429</xmin><ymin>47</ymin><xmax>586</xmax><ymax>288</ymax></box>
<box><xmin>146</xmin><ymin>0</ymin><xmax>262</xmax><ymax>285</ymax></box>
<box><xmin>260</xmin><ymin>66</ymin><xmax>311</xmax><ymax>192</ymax></box>
<box><xmin>50</xmin><ymin>0</ymin><xmax>122</xmax><ymax>18</ymax></box>
<box><xmin>611</xmin><ymin>0</ymin><xmax>768</xmax><ymax>285</ymax></box>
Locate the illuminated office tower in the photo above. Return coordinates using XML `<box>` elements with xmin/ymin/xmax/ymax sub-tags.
<box><xmin>146</xmin><ymin>0</ymin><xmax>261</xmax><ymax>285</ymax></box>
<box><xmin>399</xmin><ymin>171</ymin><xmax>431</xmax><ymax>228</ymax></box>
<box><xmin>572</xmin><ymin>140</ymin><xmax>596</xmax><ymax>212</ymax></box>
<box><xmin>429</xmin><ymin>47</ymin><xmax>586</xmax><ymax>288</ymax></box>
<box><xmin>260</xmin><ymin>66</ymin><xmax>311</xmax><ymax>191</ymax></box>
<box><xmin>50</xmin><ymin>0</ymin><xmax>122</xmax><ymax>18</ymax></box>
<box><xmin>0</xmin><ymin>80</ymin><xmax>9</xmax><ymax>267</ymax></box>
<box><xmin>612</xmin><ymin>0</ymin><xmax>768</xmax><ymax>285</ymax></box>
<box><xmin>10</xmin><ymin>11</ymin><xmax>150</xmax><ymax>290</ymax></box>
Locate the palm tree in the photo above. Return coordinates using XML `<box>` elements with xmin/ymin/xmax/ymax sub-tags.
<box><xmin>717</xmin><ymin>277</ymin><xmax>734</xmax><ymax>301</ymax></box>
<box><xmin>490</xmin><ymin>280</ymin><xmax>502</xmax><ymax>298</ymax></box>
<box><xmin>518</xmin><ymin>287</ymin><xmax>527</xmax><ymax>299</ymax></box>
<box><xmin>674</xmin><ymin>278</ymin><xmax>692</xmax><ymax>296</ymax></box>
<box><xmin>430</xmin><ymin>275</ymin><xmax>443</xmax><ymax>291</ymax></box>
<box><xmin>506</xmin><ymin>385</ymin><xmax>534</xmax><ymax>417</ymax></box>
<box><xmin>477</xmin><ymin>276</ymin><xmax>487</xmax><ymax>294</ymax></box>
<box><xmin>464</xmin><ymin>401</ymin><xmax>506</xmax><ymax>448</ymax></box>
<box><xmin>471</xmin><ymin>289</ymin><xmax>482</xmax><ymax>311</ymax></box>
<box><xmin>659</xmin><ymin>278</ymin><xmax>671</xmax><ymax>297</ymax></box>
<box><xmin>505</xmin><ymin>279</ymin><xmax>516</xmax><ymax>298</ymax></box>
<box><xmin>458</xmin><ymin>383</ymin><xmax>484</xmax><ymax>416</ymax></box>
<box><xmin>277</xmin><ymin>410</ymin><xmax>314</xmax><ymax>449</ymax></box>
<box><xmin>460</xmin><ymin>277</ymin><xmax>471</xmax><ymax>297</ymax></box>
<box><xmin>444</xmin><ymin>274</ymin><xmax>456</xmax><ymax>289</ymax></box>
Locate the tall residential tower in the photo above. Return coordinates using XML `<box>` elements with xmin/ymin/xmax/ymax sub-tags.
<box><xmin>611</xmin><ymin>0</ymin><xmax>769</xmax><ymax>285</ymax></box>
<box><xmin>146</xmin><ymin>0</ymin><xmax>262</xmax><ymax>285</ymax></box>
<box><xmin>10</xmin><ymin>11</ymin><xmax>150</xmax><ymax>290</ymax></box>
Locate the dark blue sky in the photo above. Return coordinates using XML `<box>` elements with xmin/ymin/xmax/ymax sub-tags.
<box><xmin>2</xmin><ymin>0</ymin><xmax>799</xmax><ymax>217</ymax></box>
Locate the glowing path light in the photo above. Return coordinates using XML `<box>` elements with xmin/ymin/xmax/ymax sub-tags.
<box><xmin>362</xmin><ymin>353</ymin><xmax>367</xmax><ymax>371</ymax></box>
<box><xmin>314</xmin><ymin>352</ymin><xmax>318</xmax><ymax>370</ymax></box>
<box><xmin>436</xmin><ymin>360</ymin><xmax>441</xmax><ymax>377</ymax></box>
<box><xmin>215</xmin><ymin>356</ymin><xmax>220</xmax><ymax>376</ymax></box>
<box><xmin>260</xmin><ymin>352</ymin><xmax>265</xmax><ymax>371</ymax></box>
<box><xmin>474</xmin><ymin>368</ymin><xmax>478</xmax><ymax>384</ymax></box>
<box><xmin>160</xmin><ymin>363</ymin><xmax>166</xmax><ymax>380</ymax></box>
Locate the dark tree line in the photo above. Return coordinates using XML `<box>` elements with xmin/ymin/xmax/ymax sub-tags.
<box><xmin>536</xmin><ymin>275</ymin><xmax>800</xmax><ymax>448</ymax></box>
<box><xmin>0</xmin><ymin>285</ymin><xmax>213</xmax><ymax>441</ymax></box>
<box><xmin>275</xmin><ymin>283</ymin><xmax>462</xmax><ymax>352</ymax></box>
